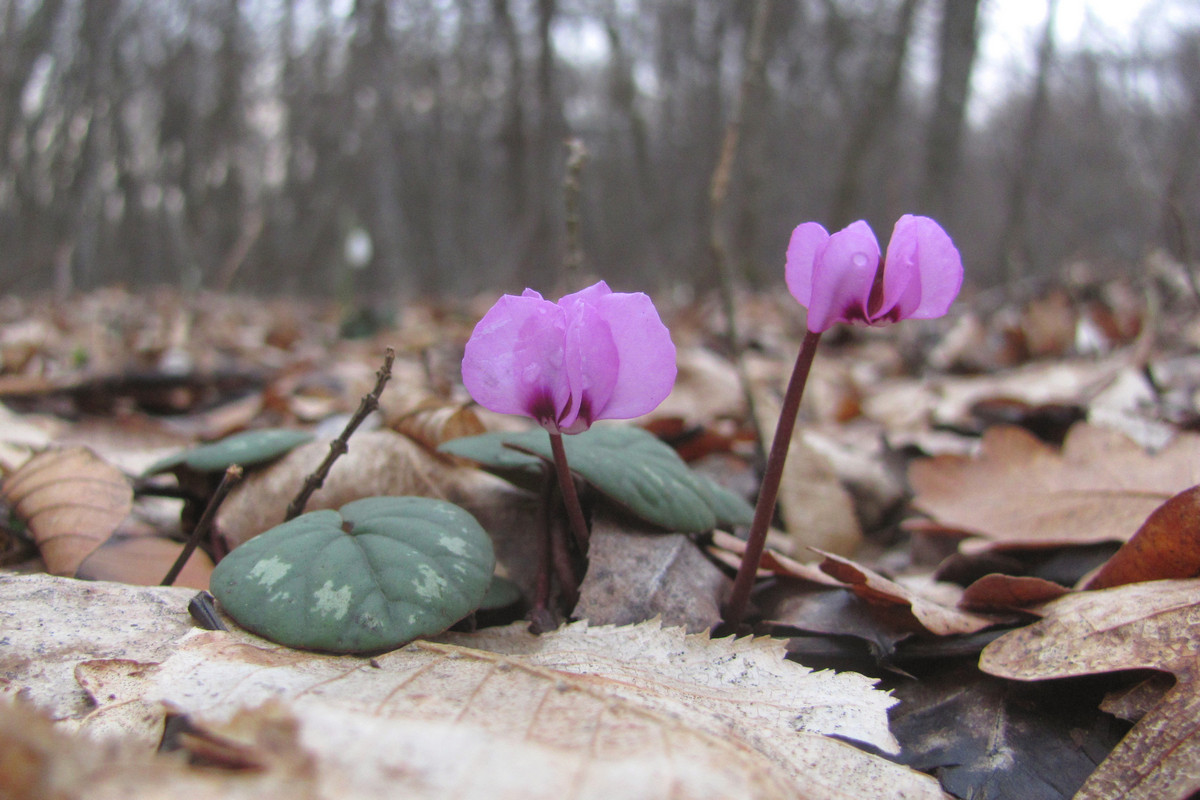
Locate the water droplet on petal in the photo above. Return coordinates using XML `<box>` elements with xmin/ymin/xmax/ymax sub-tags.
<box><xmin>852</xmin><ymin>253</ymin><xmax>869</xmax><ymax>269</ymax></box>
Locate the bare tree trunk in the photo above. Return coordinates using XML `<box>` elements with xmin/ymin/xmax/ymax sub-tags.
<box><xmin>921</xmin><ymin>0</ymin><xmax>982</xmax><ymax>223</ymax></box>
<box><xmin>999</xmin><ymin>0</ymin><xmax>1058</xmax><ymax>288</ymax></box>
<box><xmin>828</xmin><ymin>0</ymin><xmax>922</xmax><ymax>229</ymax></box>
<box><xmin>1162</xmin><ymin>34</ymin><xmax>1200</xmax><ymax>281</ymax></box>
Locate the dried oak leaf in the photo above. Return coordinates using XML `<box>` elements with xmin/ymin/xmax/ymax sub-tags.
<box><xmin>908</xmin><ymin>424</ymin><xmax>1200</xmax><ymax>553</ymax></box>
<box><xmin>980</xmin><ymin>578</ymin><xmax>1200</xmax><ymax>800</ymax></box>
<box><xmin>1</xmin><ymin>447</ymin><xmax>132</xmax><ymax>575</ymax></box>
<box><xmin>6</xmin><ymin>570</ymin><xmax>944</xmax><ymax>800</ymax></box>
<box><xmin>1084</xmin><ymin>484</ymin><xmax>1200</xmax><ymax>590</ymax></box>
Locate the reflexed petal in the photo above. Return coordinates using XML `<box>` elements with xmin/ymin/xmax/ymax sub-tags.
<box><xmin>784</xmin><ymin>222</ymin><xmax>830</xmax><ymax>308</ymax></box>
<box><xmin>461</xmin><ymin>292</ymin><xmax>568</xmax><ymax>425</ymax></box>
<box><xmin>804</xmin><ymin>220</ymin><xmax>880</xmax><ymax>332</ymax></box>
<box><xmin>589</xmin><ymin>290</ymin><xmax>677</xmax><ymax>420</ymax></box>
<box><xmin>880</xmin><ymin>215</ymin><xmax>963</xmax><ymax>320</ymax></box>
<box><xmin>560</xmin><ymin>299</ymin><xmax>619</xmax><ymax>432</ymax></box>
<box><xmin>559</xmin><ymin>280</ymin><xmax>613</xmax><ymax>306</ymax></box>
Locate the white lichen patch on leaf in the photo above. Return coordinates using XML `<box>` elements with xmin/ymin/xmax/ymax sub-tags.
<box><xmin>411</xmin><ymin>563</ymin><xmax>447</xmax><ymax>600</ymax></box>
<box><xmin>311</xmin><ymin>580</ymin><xmax>352</xmax><ymax>620</ymax></box>
<box><xmin>438</xmin><ymin>534</ymin><xmax>468</xmax><ymax>556</ymax></box>
<box><xmin>249</xmin><ymin>555</ymin><xmax>292</xmax><ymax>588</ymax></box>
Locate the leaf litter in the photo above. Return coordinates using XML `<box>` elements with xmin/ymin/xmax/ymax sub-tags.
<box><xmin>3</xmin><ymin>283</ymin><xmax>1200</xmax><ymax>798</ymax></box>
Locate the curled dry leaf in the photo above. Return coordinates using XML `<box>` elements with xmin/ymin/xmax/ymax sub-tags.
<box><xmin>957</xmin><ymin>573</ymin><xmax>1070</xmax><ymax>615</ymax></box>
<box><xmin>980</xmin><ymin>579</ymin><xmax>1200</xmax><ymax>800</ymax></box>
<box><xmin>391</xmin><ymin>399</ymin><xmax>487</xmax><ymax>458</ymax></box>
<box><xmin>815</xmin><ymin>550</ymin><xmax>999</xmax><ymax>636</ymax></box>
<box><xmin>1084</xmin><ymin>483</ymin><xmax>1200</xmax><ymax>590</ymax></box>
<box><xmin>1</xmin><ymin>447</ymin><xmax>132</xmax><ymax>576</ymax></box>
<box><xmin>908</xmin><ymin>424</ymin><xmax>1200</xmax><ymax>553</ymax></box>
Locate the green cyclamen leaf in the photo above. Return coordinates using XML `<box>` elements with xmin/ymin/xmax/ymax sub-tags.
<box><xmin>441</xmin><ymin>426</ymin><xmax>754</xmax><ymax>532</ymax></box>
<box><xmin>210</xmin><ymin>496</ymin><xmax>495</xmax><ymax>653</ymax></box>
<box><xmin>145</xmin><ymin>428</ymin><xmax>314</xmax><ymax>475</ymax></box>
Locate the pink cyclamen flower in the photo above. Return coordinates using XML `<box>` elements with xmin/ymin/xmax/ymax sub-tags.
<box><xmin>785</xmin><ymin>214</ymin><xmax>963</xmax><ymax>333</ymax></box>
<box><xmin>462</xmin><ymin>281</ymin><xmax>677</xmax><ymax>434</ymax></box>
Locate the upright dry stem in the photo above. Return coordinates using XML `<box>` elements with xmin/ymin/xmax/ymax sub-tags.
<box><xmin>725</xmin><ymin>330</ymin><xmax>823</xmax><ymax>628</ymax></box>
<box><xmin>549</xmin><ymin>431</ymin><xmax>590</xmax><ymax>552</ymax></box>
<box><xmin>286</xmin><ymin>347</ymin><xmax>395</xmax><ymax>520</ymax></box>
<box><xmin>161</xmin><ymin>464</ymin><xmax>242</xmax><ymax>586</ymax></box>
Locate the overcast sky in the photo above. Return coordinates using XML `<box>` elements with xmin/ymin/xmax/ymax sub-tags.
<box><xmin>972</xmin><ymin>0</ymin><xmax>1198</xmax><ymax>116</ymax></box>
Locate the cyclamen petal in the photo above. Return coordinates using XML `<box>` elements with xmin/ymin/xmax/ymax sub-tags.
<box><xmin>462</xmin><ymin>281</ymin><xmax>677</xmax><ymax>433</ymax></box>
<box><xmin>880</xmin><ymin>214</ymin><xmax>964</xmax><ymax>320</ymax></box>
<box><xmin>785</xmin><ymin>215</ymin><xmax>962</xmax><ymax>332</ymax></box>
<box><xmin>804</xmin><ymin>221</ymin><xmax>881</xmax><ymax>332</ymax></box>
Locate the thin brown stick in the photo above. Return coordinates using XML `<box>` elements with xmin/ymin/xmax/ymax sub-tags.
<box><xmin>286</xmin><ymin>347</ymin><xmax>395</xmax><ymax>520</ymax></box>
<box><xmin>708</xmin><ymin>0</ymin><xmax>772</xmax><ymax>470</ymax></box>
<box><xmin>161</xmin><ymin>464</ymin><xmax>242</xmax><ymax>586</ymax></box>
<box><xmin>563</xmin><ymin>138</ymin><xmax>589</xmax><ymax>292</ymax></box>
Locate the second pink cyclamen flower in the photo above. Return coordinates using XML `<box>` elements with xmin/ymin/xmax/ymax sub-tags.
<box><xmin>785</xmin><ymin>214</ymin><xmax>963</xmax><ymax>333</ymax></box>
<box><xmin>462</xmin><ymin>281</ymin><xmax>677</xmax><ymax>434</ymax></box>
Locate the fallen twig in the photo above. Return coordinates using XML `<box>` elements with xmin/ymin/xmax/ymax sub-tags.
<box><xmin>285</xmin><ymin>347</ymin><xmax>396</xmax><ymax>520</ymax></box>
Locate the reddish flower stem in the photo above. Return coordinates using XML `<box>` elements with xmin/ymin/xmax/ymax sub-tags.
<box><xmin>725</xmin><ymin>329</ymin><xmax>823</xmax><ymax>628</ymax></box>
<box><xmin>549</xmin><ymin>432</ymin><xmax>590</xmax><ymax>551</ymax></box>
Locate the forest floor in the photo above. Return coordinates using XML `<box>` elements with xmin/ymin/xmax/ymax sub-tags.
<box><xmin>2</xmin><ymin>267</ymin><xmax>1200</xmax><ymax>800</ymax></box>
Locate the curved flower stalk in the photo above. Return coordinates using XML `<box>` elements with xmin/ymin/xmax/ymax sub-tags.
<box><xmin>725</xmin><ymin>216</ymin><xmax>962</xmax><ymax>628</ymax></box>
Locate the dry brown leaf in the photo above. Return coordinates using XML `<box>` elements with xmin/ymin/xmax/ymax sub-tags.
<box><xmin>574</xmin><ymin>511</ymin><xmax>728</xmax><ymax>632</ymax></box>
<box><xmin>957</xmin><ymin>573</ymin><xmax>1069</xmax><ymax>614</ymax></box>
<box><xmin>391</xmin><ymin>399</ymin><xmax>487</xmax><ymax>455</ymax></box>
<box><xmin>815</xmin><ymin>550</ymin><xmax>999</xmax><ymax>636</ymax></box>
<box><xmin>1084</xmin><ymin>484</ymin><xmax>1200</xmax><ymax>590</ymax></box>
<box><xmin>752</xmin><ymin>393</ymin><xmax>862</xmax><ymax>556</ymax></box>
<box><xmin>863</xmin><ymin>357</ymin><xmax>1125</xmax><ymax>435</ymax></box>
<box><xmin>980</xmin><ymin>579</ymin><xmax>1200</xmax><ymax>800</ymax></box>
<box><xmin>215</xmin><ymin>429</ymin><xmax>508</xmax><ymax>550</ymax></box>
<box><xmin>1</xmin><ymin>447</ymin><xmax>132</xmax><ymax>575</ymax></box>
<box><xmin>908</xmin><ymin>424</ymin><xmax>1200</xmax><ymax>553</ymax></box>
<box><xmin>705</xmin><ymin>530</ymin><xmax>843</xmax><ymax>586</ymax></box>
<box><xmin>76</xmin><ymin>534</ymin><xmax>213</xmax><ymax>591</ymax></box>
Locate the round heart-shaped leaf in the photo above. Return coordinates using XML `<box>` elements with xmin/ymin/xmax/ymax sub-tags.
<box><xmin>442</xmin><ymin>426</ymin><xmax>754</xmax><ymax>532</ymax></box>
<box><xmin>210</xmin><ymin>496</ymin><xmax>495</xmax><ymax>653</ymax></box>
<box><xmin>145</xmin><ymin>429</ymin><xmax>314</xmax><ymax>476</ymax></box>
<box><xmin>436</xmin><ymin>430</ymin><xmax>546</xmax><ymax>492</ymax></box>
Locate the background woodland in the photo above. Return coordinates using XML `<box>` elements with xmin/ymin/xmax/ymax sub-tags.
<box><xmin>2</xmin><ymin>0</ymin><xmax>1199</xmax><ymax>298</ymax></box>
